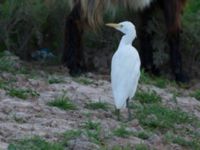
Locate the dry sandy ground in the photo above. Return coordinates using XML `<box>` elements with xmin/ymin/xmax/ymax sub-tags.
<box><xmin>0</xmin><ymin>65</ymin><xmax>200</xmax><ymax>149</ymax></box>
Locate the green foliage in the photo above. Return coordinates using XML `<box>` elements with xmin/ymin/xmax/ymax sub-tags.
<box><xmin>135</xmin><ymin>103</ymin><xmax>195</xmax><ymax>131</ymax></box>
<box><xmin>135</xmin><ymin>143</ymin><xmax>148</xmax><ymax>150</ymax></box>
<box><xmin>133</xmin><ymin>131</ymin><xmax>150</xmax><ymax>140</ymax></box>
<box><xmin>60</xmin><ymin>130</ymin><xmax>82</xmax><ymax>146</ymax></box>
<box><xmin>135</xmin><ymin>91</ymin><xmax>161</xmax><ymax>104</ymax></box>
<box><xmin>47</xmin><ymin>95</ymin><xmax>76</xmax><ymax>110</ymax></box>
<box><xmin>191</xmin><ymin>89</ymin><xmax>200</xmax><ymax>101</ymax></box>
<box><xmin>113</xmin><ymin>126</ymin><xmax>131</xmax><ymax>138</ymax></box>
<box><xmin>73</xmin><ymin>77</ymin><xmax>94</xmax><ymax>85</ymax></box>
<box><xmin>48</xmin><ymin>76</ymin><xmax>64</xmax><ymax>84</ymax></box>
<box><xmin>83</xmin><ymin>120</ymin><xmax>100</xmax><ymax>130</ymax></box>
<box><xmin>140</xmin><ymin>69</ymin><xmax>172</xmax><ymax>88</ymax></box>
<box><xmin>82</xmin><ymin>120</ymin><xmax>103</xmax><ymax>144</ymax></box>
<box><xmin>8</xmin><ymin>136</ymin><xmax>63</xmax><ymax>150</ymax></box>
<box><xmin>0</xmin><ymin>51</ymin><xmax>27</xmax><ymax>73</ymax></box>
<box><xmin>110</xmin><ymin>145</ymin><xmax>132</xmax><ymax>150</ymax></box>
<box><xmin>181</xmin><ymin>0</ymin><xmax>200</xmax><ymax>78</ymax></box>
<box><xmin>7</xmin><ymin>88</ymin><xmax>39</xmax><ymax>99</ymax></box>
<box><xmin>0</xmin><ymin>0</ymin><xmax>69</xmax><ymax>59</ymax></box>
<box><xmin>165</xmin><ymin>132</ymin><xmax>200</xmax><ymax>149</ymax></box>
<box><xmin>85</xmin><ymin>101</ymin><xmax>109</xmax><ymax>110</ymax></box>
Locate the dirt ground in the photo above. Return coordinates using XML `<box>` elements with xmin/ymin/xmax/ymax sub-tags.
<box><xmin>0</xmin><ymin>59</ymin><xmax>200</xmax><ymax>150</ymax></box>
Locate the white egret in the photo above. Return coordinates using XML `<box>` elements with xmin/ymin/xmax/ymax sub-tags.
<box><xmin>106</xmin><ymin>21</ymin><xmax>141</xmax><ymax>120</ymax></box>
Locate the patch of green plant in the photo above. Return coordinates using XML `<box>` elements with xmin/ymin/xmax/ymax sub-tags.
<box><xmin>135</xmin><ymin>91</ymin><xmax>161</xmax><ymax>104</ymax></box>
<box><xmin>0</xmin><ymin>57</ymin><xmax>14</xmax><ymax>72</ymax></box>
<box><xmin>48</xmin><ymin>76</ymin><xmax>64</xmax><ymax>84</ymax></box>
<box><xmin>113</xmin><ymin>126</ymin><xmax>132</xmax><ymax>138</ymax></box>
<box><xmin>82</xmin><ymin>120</ymin><xmax>103</xmax><ymax>145</ymax></box>
<box><xmin>139</xmin><ymin>69</ymin><xmax>174</xmax><ymax>88</ymax></box>
<box><xmin>8</xmin><ymin>136</ymin><xmax>63</xmax><ymax>150</ymax></box>
<box><xmin>191</xmin><ymin>89</ymin><xmax>200</xmax><ymax>101</ymax></box>
<box><xmin>82</xmin><ymin>120</ymin><xmax>100</xmax><ymax>130</ymax></box>
<box><xmin>135</xmin><ymin>143</ymin><xmax>148</xmax><ymax>150</ymax></box>
<box><xmin>60</xmin><ymin>130</ymin><xmax>82</xmax><ymax>146</ymax></box>
<box><xmin>7</xmin><ymin>88</ymin><xmax>39</xmax><ymax>99</ymax></box>
<box><xmin>47</xmin><ymin>95</ymin><xmax>76</xmax><ymax>110</ymax></box>
<box><xmin>152</xmin><ymin>77</ymin><xmax>170</xmax><ymax>88</ymax></box>
<box><xmin>139</xmin><ymin>69</ymin><xmax>152</xmax><ymax>84</ymax></box>
<box><xmin>133</xmin><ymin>131</ymin><xmax>151</xmax><ymax>140</ymax></box>
<box><xmin>165</xmin><ymin>132</ymin><xmax>200</xmax><ymax>149</ymax></box>
<box><xmin>0</xmin><ymin>52</ymin><xmax>29</xmax><ymax>74</ymax></box>
<box><xmin>0</xmin><ymin>79</ymin><xmax>7</xmax><ymax>89</ymax></box>
<box><xmin>73</xmin><ymin>77</ymin><xmax>94</xmax><ymax>85</ymax></box>
<box><xmin>109</xmin><ymin>145</ymin><xmax>132</xmax><ymax>150</ymax></box>
<box><xmin>135</xmin><ymin>103</ymin><xmax>195</xmax><ymax>132</ymax></box>
<box><xmin>85</xmin><ymin>101</ymin><xmax>109</xmax><ymax>110</ymax></box>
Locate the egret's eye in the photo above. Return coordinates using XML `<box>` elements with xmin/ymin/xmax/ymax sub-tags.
<box><xmin>120</xmin><ymin>24</ymin><xmax>123</xmax><ymax>28</ymax></box>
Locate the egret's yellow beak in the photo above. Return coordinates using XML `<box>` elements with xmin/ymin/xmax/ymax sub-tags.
<box><xmin>106</xmin><ymin>23</ymin><xmax>120</xmax><ymax>29</ymax></box>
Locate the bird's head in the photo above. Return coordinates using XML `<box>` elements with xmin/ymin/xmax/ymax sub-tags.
<box><xmin>106</xmin><ymin>21</ymin><xmax>136</xmax><ymax>38</ymax></box>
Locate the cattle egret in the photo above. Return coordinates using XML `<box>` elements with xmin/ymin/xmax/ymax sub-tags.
<box><xmin>106</xmin><ymin>21</ymin><xmax>141</xmax><ymax>120</ymax></box>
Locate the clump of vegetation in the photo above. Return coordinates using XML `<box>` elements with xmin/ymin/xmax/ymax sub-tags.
<box><xmin>73</xmin><ymin>77</ymin><xmax>94</xmax><ymax>85</ymax></box>
<box><xmin>47</xmin><ymin>95</ymin><xmax>76</xmax><ymax>110</ymax></box>
<box><xmin>85</xmin><ymin>101</ymin><xmax>109</xmax><ymax>110</ymax></box>
<box><xmin>164</xmin><ymin>132</ymin><xmax>200</xmax><ymax>149</ymax></box>
<box><xmin>60</xmin><ymin>130</ymin><xmax>82</xmax><ymax>146</ymax></box>
<box><xmin>133</xmin><ymin>131</ymin><xmax>151</xmax><ymax>140</ymax></box>
<box><xmin>8</xmin><ymin>136</ymin><xmax>63</xmax><ymax>150</ymax></box>
<box><xmin>82</xmin><ymin>120</ymin><xmax>103</xmax><ymax>145</ymax></box>
<box><xmin>135</xmin><ymin>143</ymin><xmax>148</xmax><ymax>150</ymax></box>
<box><xmin>7</xmin><ymin>88</ymin><xmax>39</xmax><ymax>99</ymax></box>
<box><xmin>139</xmin><ymin>69</ymin><xmax>172</xmax><ymax>88</ymax></box>
<box><xmin>113</xmin><ymin>126</ymin><xmax>132</xmax><ymax>138</ymax></box>
<box><xmin>135</xmin><ymin>91</ymin><xmax>161</xmax><ymax>104</ymax></box>
<box><xmin>48</xmin><ymin>76</ymin><xmax>64</xmax><ymax>84</ymax></box>
<box><xmin>191</xmin><ymin>89</ymin><xmax>200</xmax><ymax>101</ymax></box>
<box><xmin>110</xmin><ymin>144</ymin><xmax>132</xmax><ymax>150</ymax></box>
<box><xmin>0</xmin><ymin>0</ymin><xmax>70</xmax><ymax>59</ymax></box>
<box><xmin>135</xmin><ymin>104</ymin><xmax>195</xmax><ymax>132</ymax></box>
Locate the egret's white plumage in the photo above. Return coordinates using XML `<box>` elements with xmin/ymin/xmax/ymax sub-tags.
<box><xmin>106</xmin><ymin>21</ymin><xmax>140</xmax><ymax>119</ymax></box>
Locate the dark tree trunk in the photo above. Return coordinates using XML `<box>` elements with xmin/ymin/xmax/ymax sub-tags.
<box><xmin>62</xmin><ymin>2</ymin><xmax>86</xmax><ymax>76</ymax></box>
<box><xmin>139</xmin><ymin>0</ymin><xmax>188</xmax><ymax>82</ymax></box>
<box><xmin>161</xmin><ymin>0</ymin><xmax>188</xmax><ymax>82</ymax></box>
<box><xmin>138</xmin><ymin>2</ymin><xmax>160</xmax><ymax>75</ymax></box>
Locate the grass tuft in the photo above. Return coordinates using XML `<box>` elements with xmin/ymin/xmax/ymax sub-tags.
<box><xmin>85</xmin><ymin>101</ymin><xmax>109</xmax><ymax>110</ymax></box>
<box><xmin>60</xmin><ymin>130</ymin><xmax>82</xmax><ymax>146</ymax></box>
<box><xmin>191</xmin><ymin>89</ymin><xmax>200</xmax><ymax>100</ymax></box>
<box><xmin>135</xmin><ymin>91</ymin><xmax>161</xmax><ymax>104</ymax></box>
<box><xmin>113</xmin><ymin>126</ymin><xmax>132</xmax><ymax>138</ymax></box>
<box><xmin>133</xmin><ymin>131</ymin><xmax>151</xmax><ymax>140</ymax></box>
<box><xmin>8</xmin><ymin>136</ymin><xmax>63</xmax><ymax>150</ymax></box>
<box><xmin>7</xmin><ymin>88</ymin><xmax>39</xmax><ymax>99</ymax></box>
<box><xmin>82</xmin><ymin>120</ymin><xmax>102</xmax><ymax>145</ymax></box>
<box><xmin>135</xmin><ymin>104</ymin><xmax>195</xmax><ymax>131</ymax></box>
<box><xmin>135</xmin><ymin>143</ymin><xmax>148</xmax><ymax>150</ymax></box>
<box><xmin>73</xmin><ymin>77</ymin><xmax>94</xmax><ymax>85</ymax></box>
<box><xmin>48</xmin><ymin>76</ymin><xmax>64</xmax><ymax>84</ymax></box>
<box><xmin>48</xmin><ymin>95</ymin><xmax>76</xmax><ymax>110</ymax></box>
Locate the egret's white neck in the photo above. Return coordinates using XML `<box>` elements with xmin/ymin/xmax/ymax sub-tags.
<box><xmin>119</xmin><ymin>33</ymin><xmax>136</xmax><ymax>46</ymax></box>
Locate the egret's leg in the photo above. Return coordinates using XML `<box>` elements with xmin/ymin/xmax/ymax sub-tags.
<box><xmin>116</xmin><ymin>109</ymin><xmax>120</xmax><ymax>121</ymax></box>
<box><xmin>126</xmin><ymin>98</ymin><xmax>131</xmax><ymax>121</ymax></box>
